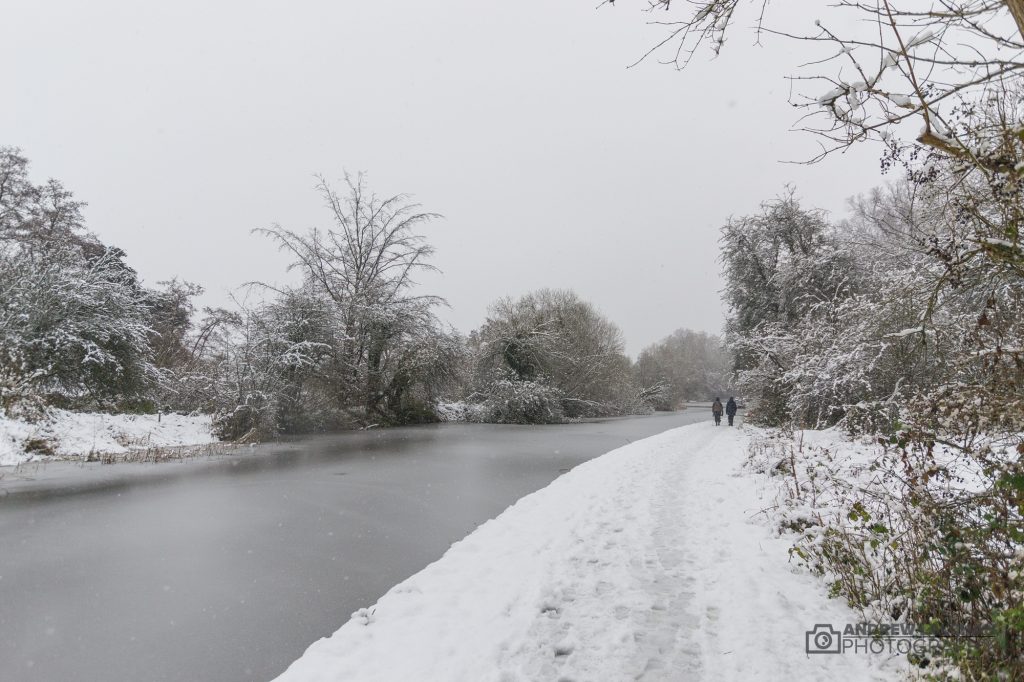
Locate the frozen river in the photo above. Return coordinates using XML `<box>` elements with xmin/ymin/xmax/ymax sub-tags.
<box><xmin>0</xmin><ymin>410</ymin><xmax>708</xmax><ymax>682</ymax></box>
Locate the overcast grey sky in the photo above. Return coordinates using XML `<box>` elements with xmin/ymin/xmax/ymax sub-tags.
<box><xmin>3</xmin><ymin>0</ymin><xmax>886</xmax><ymax>356</ymax></box>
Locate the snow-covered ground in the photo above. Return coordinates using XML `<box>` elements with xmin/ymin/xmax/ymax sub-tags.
<box><xmin>0</xmin><ymin>409</ymin><xmax>216</xmax><ymax>466</ymax></box>
<box><xmin>274</xmin><ymin>422</ymin><xmax>908</xmax><ymax>681</ymax></box>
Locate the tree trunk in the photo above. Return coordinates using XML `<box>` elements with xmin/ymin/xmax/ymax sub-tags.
<box><xmin>1007</xmin><ymin>0</ymin><xmax>1024</xmax><ymax>41</ymax></box>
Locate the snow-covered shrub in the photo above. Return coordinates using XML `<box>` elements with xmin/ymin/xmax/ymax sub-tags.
<box><xmin>476</xmin><ymin>371</ymin><xmax>565</xmax><ymax>424</ymax></box>
<box><xmin>435</xmin><ymin>401</ymin><xmax>485</xmax><ymax>422</ymax></box>
<box><xmin>841</xmin><ymin>401</ymin><xmax>901</xmax><ymax>437</ymax></box>
<box><xmin>612</xmin><ymin>384</ymin><xmax>664</xmax><ymax>417</ymax></box>
<box><xmin>202</xmin><ymin>290</ymin><xmax>340</xmax><ymax>440</ymax></box>
<box><xmin>212</xmin><ymin>403</ymin><xmax>276</xmax><ymax>442</ymax></box>
<box><xmin>377</xmin><ymin>325</ymin><xmax>467</xmax><ymax>425</ymax></box>
<box><xmin>0</xmin><ymin>348</ymin><xmax>45</xmax><ymax>418</ymax></box>
<box><xmin>753</xmin><ymin>428</ymin><xmax>1024</xmax><ymax>679</ymax></box>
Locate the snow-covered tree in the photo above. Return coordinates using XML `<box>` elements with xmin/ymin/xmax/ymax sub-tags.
<box><xmin>472</xmin><ymin>289</ymin><xmax>636</xmax><ymax>419</ymax></box>
<box><xmin>199</xmin><ymin>286</ymin><xmax>337</xmax><ymax>439</ymax></box>
<box><xmin>0</xmin><ymin>148</ymin><xmax>159</xmax><ymax>413</ymax></box>
<box><xmin>250</xmin><ymin>173</ymin><xmax>454</xmax><ymax>427</ymax></box>
<box><xmin>634</xmin><ymin>329</ymin><xmax>731</xmax><ymax>407</ymax></box>
<box><xmin>720</xmin><ymin>192</ymin><xmax>862</xmax><ymax>424</ymax></box>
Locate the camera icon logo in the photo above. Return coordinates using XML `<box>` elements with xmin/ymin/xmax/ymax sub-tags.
<box><xmin>806</xmin><ymin>624</ymin><xmax>842</xmax><ymax>654</ymax></box>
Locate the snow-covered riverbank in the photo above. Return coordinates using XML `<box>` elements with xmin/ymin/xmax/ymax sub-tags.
<box><xmin>274</xmin><ymin>422</ymin><xmax>907</xmax><ymax>681</ymax></box>
<box><xmin>0</xmin><ymin>409</ymin><xmax>216</xmax><ymax>466</ymax></box>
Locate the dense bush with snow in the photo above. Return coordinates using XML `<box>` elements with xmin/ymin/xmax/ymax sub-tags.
<box><xmin>473</xmin><ymin>370</ymin><xmax>566</xmax><ymax>424</ymax></box>
<box><xmin>434</xmin><ymin>401</ymin><xmax>485</xmax><ymax>423</ymax></box>
<box><xmin>750</xmin><ymin>427</ymin><xmax>1024</xmax><ymax>679</ymax></box>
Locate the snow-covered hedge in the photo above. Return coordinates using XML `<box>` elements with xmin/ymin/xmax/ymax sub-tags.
<box><xmin>749</xmin><ymin>428</ymin><xmax>1024</xmax><ymax>678</ymax></box>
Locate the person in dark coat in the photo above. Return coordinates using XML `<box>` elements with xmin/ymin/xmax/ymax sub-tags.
<box><xmin>725</xmin><ymin>397</ymin><xmax>738</xmax><ymax>426</ymax></box>
<box><xmin>711</xmin><ymin>398</ymin><xmax>723</xmax><ymax>426</ymax></box>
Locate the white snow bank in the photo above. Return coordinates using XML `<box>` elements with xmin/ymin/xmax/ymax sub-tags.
<box><xmin>275</xmin><ymin>423</ymin><xmax>906</xmax><ymax>681</ymax></box>
<box><xmin>0</xmin><ymin>409</ymin><xmax>215</xmax><ymax>466</ymax></box>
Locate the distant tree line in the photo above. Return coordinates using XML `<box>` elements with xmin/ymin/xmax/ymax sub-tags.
<box><xmin>634</xmin><ymin>329</ymin><xmax>732</xmax><ymax>408</ymax></box>
<box><xmin>0</xmin><ymin>147</ymin><xmax>724</xmax><ymax>438</ymax></box>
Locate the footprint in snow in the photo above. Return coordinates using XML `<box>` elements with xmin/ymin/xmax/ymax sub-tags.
<box><xmin>553</xmin><ymin>640</ymin><xmax>575</xmax><ymax>657</ymax></box>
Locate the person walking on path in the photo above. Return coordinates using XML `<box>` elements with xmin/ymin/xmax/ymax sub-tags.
<box><xmin>725</xmin><ymin>397</ymin><xmax>738</xmax><ymax>426</ymax></box>
<box><xmin>712</xmin><ymin>398</ymin><xmax>723</xmax><ymax>426</ymax></box>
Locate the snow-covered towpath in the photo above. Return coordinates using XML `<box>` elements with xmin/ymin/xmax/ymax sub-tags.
<box><xmin>274</xmin><ymin>422</ymin><xmax>906</xmax><ymax>681</ymax></box>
